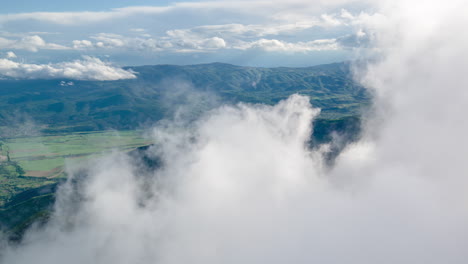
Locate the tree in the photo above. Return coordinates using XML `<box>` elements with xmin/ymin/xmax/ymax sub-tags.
<box><xmin>12</xmin><ymin>161</ymin><xmax>25</xmax><ymax>176</ymax></box>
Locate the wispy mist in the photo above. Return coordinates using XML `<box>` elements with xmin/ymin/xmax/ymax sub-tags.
<box><xmin>2</xmin><ymin>0</ymin><xmax>468</xmax><ymax>263</ymax></box>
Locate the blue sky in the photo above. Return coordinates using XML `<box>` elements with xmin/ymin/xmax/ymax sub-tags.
<box><xmin>0</xmin><ymin>0</ymin><xmax>372</xmax><ymax>80</ymax></box>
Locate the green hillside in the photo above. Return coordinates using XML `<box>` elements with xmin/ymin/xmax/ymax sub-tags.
<box><xmin>0</xmin><ymin>62</ymin><xmax>369</xmax><ymax>136</ymax></box>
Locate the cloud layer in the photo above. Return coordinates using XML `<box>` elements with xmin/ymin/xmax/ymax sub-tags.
<box><xmin>0</xmin><ymin>0</ymin><xmax>373</xmax><ymax>66</ymax></box>
<box><xmin>0</xmin><ymin>1</ymin><xmax>362</xmax><ymax>26</ymax></box>
<box><xmin>0</xmin><ymin>56</ymin><xmax>136</xmax><ymax>80</ymax></box>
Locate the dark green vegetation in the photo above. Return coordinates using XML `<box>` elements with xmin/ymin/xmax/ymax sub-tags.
<box><xmin>0</xmin><ymin>183</ymin><xmax>57</xmax><ymax>241</ymax></box>
<box><xmin>0</xmin><ymin>154</ymin><xmax>57</xmax><ymax>240</ymax></box>
<box><xmin>0</xmin><ymin>62</ymin><xmax>370</xmax><ymax>241</ymax></box>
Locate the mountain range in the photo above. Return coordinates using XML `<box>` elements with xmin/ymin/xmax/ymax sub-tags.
<box><xmin>0</xmin><ymin>62</ymin><xmax>370</xmax><ymax>136</ymax></box>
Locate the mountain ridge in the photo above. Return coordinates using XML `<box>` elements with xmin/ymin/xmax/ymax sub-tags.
<box><xmin>0</xmin><ymin>61</ymin><xmax>370</xmax><ymax>136</ymax></box>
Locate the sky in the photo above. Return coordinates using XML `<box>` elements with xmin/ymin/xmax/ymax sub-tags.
<box><xmin>2</xmin><ymin>0</ymin><xmax>181</xmax><ymax>13</ymax></box>
<box><xmin>0</xmin><ymin>0</ymin><xmax>372</xmax><ymax>78</ymax></box>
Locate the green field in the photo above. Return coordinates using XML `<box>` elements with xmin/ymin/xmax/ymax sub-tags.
<box><xmin>0</xmin><ymin>130</ymin><xmax>151</xmax><ymax>205</ymax></box>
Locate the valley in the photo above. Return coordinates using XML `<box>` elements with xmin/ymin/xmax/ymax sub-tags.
<box><xmin>0</xmin><ymin>62</ymin><xmax>369</xmax><ymax>241</ymax></box>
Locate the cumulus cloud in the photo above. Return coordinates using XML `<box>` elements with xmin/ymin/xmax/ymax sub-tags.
<box><xmin>60</xmin><ymin>6</ymin><xmax>368</xmax><ymax>55</ymax></box>
<box><xmin>201</xmin><ymin>37</ymin><xmax>226</xmax><ymax>49</ymax></box>
<box><xmin>0</xmin><ymin>35</ymin><xmax>67</xmax><ymax>52</ymax></box>
<box><xmin>165</xmin><ymin>19</ymin><xmax>337</xmax><ymax>40</ymax></box>
<box><xmin>235</xmin><ymin>38</ymin><xmax>338</xmax><ymax>52</ymax></box>
<box><xmin>5</xmin><ymin>51</ymin><xmax>16</xmax><ymax>58</ymax></box>
<box><xmin>161</xmin><ymin>19</ymin><xmax>343</xmax><ymax>52</ymax></box>
<box><xmin>72</xmin><ymin>33</ymin><xmax>335</xmax><ymax>53</ymax></box>
<box><xmin>72</xmin><ymin>33</ymin><xmax>227</xmax><ymax>52</ymax></box>
<box><xmin>0</xmin><ymin>56</ymin><xmax>136</xmax><ymax>80</ymax></box>
<box><xmin>60</xmin><ymin>81</ymin><xmax>74</xmax><ymax>86</ymax></box>
<box><xmin>72</xmin><ymin>39</ymin><xmax>93</xmax><ymax>49</ymax></box>
<box><xmin>0</xmin><ymin>1</ymin><xmax>370</xmax><ymax>57</ymax></box>
<box><xmin>91</xmin><ymin>33</ymin><xmax>127</xmax><ymax>48</ymax></box>
<box><xmin>170</xmin><ymin>36</ymin><xmax>227</xmax><ymax>51</ymax></box>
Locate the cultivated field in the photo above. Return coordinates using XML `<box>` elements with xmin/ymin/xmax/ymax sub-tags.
<box><xmin>0</xmin><ymin>130</ymin><xmax>152</xmax><ymax>205</ymax></box>
<box><xmin>5</xmin><ymin>130</ymin><xmax>151</xmax><ymax>177</ymax></box>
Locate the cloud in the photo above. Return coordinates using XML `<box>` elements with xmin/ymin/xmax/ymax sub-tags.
<box><xmin>235</xmin><ymin>38</ymin><xmax>339</xmax><ymax>52</ymax></box>
<box><xmin>0</xmin><ymin>35</ymin><xmax>67</xmax><ymax>52</ymax></box>
<box><xmin>60</xmin><ymin>81</ymin><xmax>74</xmax><ymax>86</ymax></box>
<box><xmin>0</xmin><ymin>2</ymin><xmax>372</xmax><ymax>64</ymax></box>
<box><xmin>0</xmin><ymin>56</ymin><xmax>136</xmax><ymax>80</ymax></box>
<box><xmin>91</xmin><ymin>33</ymin><xmax>127</xmax><ymax>48</ymax></box>
<box><xmin>72</xmin><ymin>39</ymin><xmax>93</xmax><ymax>49</ymax></box>
<box><xmin>0</xmin><ymin>8</ymin><xmax>162</xmax><ymax>25</ymax></box>
<box><xmin>199</xmin><ymin>37</ymin><xmax>226</xmax><ymax>49</ymax></box>
<box><xmin>5</xmin><ymin>51</ymin><xmax>16</xmax><ymax>58</ymax></box>
<box><xmin>160</xmin><ymin>20</ymin><xmax>343</xmax><ymax>52</ymax></box>
<box><xmin>60</xmin><ymin>6</ymin><xmax>368</xmax><ymax>55</ymax></box>
<box><xmin>165</xmin><ymin>19</ymin><xmax>336</xmax><ymax>40</ymax></box>
<box><xmin>129</xmin><ymin>28</ymin><xmax>146</xmax><ymax>33</ymax></box>
<box><xmin>0</xmin><ymin>1</ymin><xmax>364</xmax><ymax>26</ymax></box>
<box><xmin>72</xmin><ymin>33</ymin><xmax>227</xmax><ymax>53</ymax></box>
<box><xmin>169</xmin><ymin>36</ymin><xmax>227</xmax><ymax>51</ymax></box>
<box><xmin>72</xmin><ymin>33</ymin><xmax>335</xmax><ymax>53</ymax></box>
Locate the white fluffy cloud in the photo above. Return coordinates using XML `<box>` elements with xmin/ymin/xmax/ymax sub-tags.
<box><xmin>72</xmin><ymin>39</ymin><xmax>94</xmax><ymax>49</ymax></box>
<box><xmin>5</xmin><ymin>51</ymin><xmax>16</xmax><ymax>58</ymax></box>
<box><xmin>72</xmin><ymin>33</ymin><xmax>228</xmax><ymax>52</ymax></box>
<box><xmin>0</xmin><ymin>56</ymin><xmax>136</xmax><ymax>80</ymax></box>
<box><xmin>0</xmin><ymin>35</ymin><xmax>67</xmax><ymax>52</ymax></box>
<box><xmin>235</xmin><ymin>38</ymin><xmax>338</xmax><ymax>52</ymax></box>
<box><xmin>61</xmin><ymin>5</ymin><xmax>369</xmax><ymax>56</ymax></box>
<box><xmin>0</xmin><ymin>1</ymin><xmax>370</xmax><ymax>61</ymax></box>
<box><xmin>165</xmin><ymin>20</ymin><xmax>335</xmax><ymax>40</ymax></box>
<box><xmin>72</xmin><ymin>33</ymin><xmax>336</xmax><ymax>53</ymax></box>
